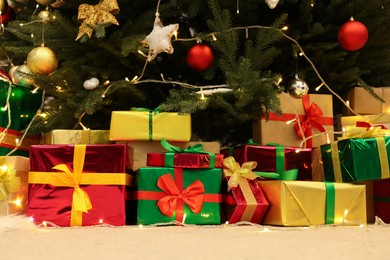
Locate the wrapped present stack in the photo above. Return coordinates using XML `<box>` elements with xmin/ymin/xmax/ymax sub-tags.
<box><xmin>219</xmin><ymin>92</ymin><xmax>367</xmax><ymax>226</ymax></box>
<box><xmin>322</xmin><ymin>86</ymin><xmax>390</xmax><ymax>223</ymax></box>
<box><xmin>136</xmin><ymin>141</ymin><xmax>223</xmax><ymax>225</ymax></box>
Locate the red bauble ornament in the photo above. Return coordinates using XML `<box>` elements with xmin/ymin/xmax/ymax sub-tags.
<box><xmin>186</xmin><ymin>43</ymin><xmax>214</xmax><ymax>72</ymax></box>
<box><xmin>337</xmin><ymin>19</ymin><xmax>368</xmax><ymax>51</ymax></box>
<box><xmin>0</xmin><ymin>6</ymin><xmax>15</xmax><ymax>25</ymax></box>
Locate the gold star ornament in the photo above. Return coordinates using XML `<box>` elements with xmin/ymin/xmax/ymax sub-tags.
<box><xmin>141</xmin><ymin>14</ymin><xmax>179</xmax><ymax>62</ymax></box>
<box><xmin>76</xmin><ymin>0</ymin><xmax>120</xmax><ymax>41</ymax></box>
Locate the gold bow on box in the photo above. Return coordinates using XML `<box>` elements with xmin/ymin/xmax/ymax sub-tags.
<box><xmin>223</xmin><ymin>156</ymin><xmax>259</xmax><ymax>191</ymax></box>
<box><xmin>76</xmin><ymin>0</ymin><xmax>120</xmax><ymax>41</ymax></box>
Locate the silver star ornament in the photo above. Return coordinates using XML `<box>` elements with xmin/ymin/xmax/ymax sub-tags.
<box><xmin>141</xmin><ymin>15</ymin><xmax>179</xmax><ymax>61</ymax></box>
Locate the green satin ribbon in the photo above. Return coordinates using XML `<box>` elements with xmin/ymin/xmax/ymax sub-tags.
<box><xmin>130</xmin><ymin>107</ymin><xmax>161</xmax><ymax>141</ymax></box>
<box><xmin>325</xmin><ymin>182</ymin><xmax>335</xmax><ymax>224</ymax></box>
<box><xmin>0</xmin><ymin>160</ymin><xmax>20</xmax><ymax>202</ymax></box>
<box><xmin>161</xmin><ymin>138</ymin><xmax>216</xmax><ymax>168</ymax></box>
<box><xmin>254</xmin><ymin>146</ymin><xmax>298</xmax><ymax>180</ymax></box>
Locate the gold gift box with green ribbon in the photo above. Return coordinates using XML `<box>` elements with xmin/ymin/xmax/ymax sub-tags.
<box><xmin>321</xmin><ymin>137</ymin><xmax>390</xmax><ymax>182</ymax></box>
<box><xmin>258</xmin><ymin>181</ymin><xmax>366</xmax><ymax>226</ymax></box>
<box><xmin>109</xmin><ymin>108</ymin><xmax>191</xmax><ymax>142</ymax></box>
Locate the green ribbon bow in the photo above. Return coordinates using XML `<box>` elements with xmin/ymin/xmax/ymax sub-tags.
<box><xmin>130</xmin><ymin>107</ymin><xmax>160</xmax><ymax>141</ymax></box>
<box><xmin>161</xmin><ymin>138</ymin><xmax>216</xmax><ymax>168</ymax></box>
<box><xmin>0</xmin><ymin>161</ymin><xmax>20</xmax><ymax>202</ymax></box>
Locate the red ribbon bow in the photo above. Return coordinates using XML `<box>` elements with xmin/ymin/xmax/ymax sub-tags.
<box><xmin>157</xmin><ymin>173</ymin><xmax>205</xmax><ymax>222</ymax></box>
<box><xmin>294</xmin><ymin>95</ymin><xmax>326</xmax><ymax>146</ymax></box>
<box><xmin>356</xmin><ymin>121</ymin><xmax>388</xmax><ymax>130</ymax></box>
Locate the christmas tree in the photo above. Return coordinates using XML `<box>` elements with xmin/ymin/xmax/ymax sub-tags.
<box><xmin>1</xmin><ymin>0</ymin><xmax>389</xmax><ymax>145</ymax></box>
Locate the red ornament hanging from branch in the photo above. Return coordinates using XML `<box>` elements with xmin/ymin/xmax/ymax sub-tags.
<box><xmin>337</xmin><ymin>18</ymin><xmax>368</xmax><ymax>51</ymax></box>
<box><xmin>186</xmin><ymin>43</ymin><xmax>214</xmax><ymax>72</ymax></box>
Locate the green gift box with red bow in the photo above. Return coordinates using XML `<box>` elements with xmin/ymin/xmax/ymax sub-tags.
<box><xmin>253</xmin><ymin>94</ymin><xmax>334</xmax><ymax>148</ymax></box>
<box><xmin>136</xmin><ymin>167</ymin><xmax>222</xmax><ymax>225</ymax></box>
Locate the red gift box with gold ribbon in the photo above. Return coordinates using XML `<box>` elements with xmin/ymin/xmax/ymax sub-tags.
<box><xmin>253</xmin><ymin>94</ymin><xmax>334</xmax><ymax>148</ymax></box>
<box><xmin>222</xmin><ymin>157</ymin><xmax>269</xmax><ymax>224</ymax></box>
<box><xmin>27</xmin><ymin>144</ymin><xmax>132</xmax><ymax>227</ymax></box>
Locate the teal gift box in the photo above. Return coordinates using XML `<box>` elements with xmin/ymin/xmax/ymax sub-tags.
<box><xmin>321</xmin><ymin>137</ymin><xmax>390</xmax><ymax>182</ymax></box>
<box><xmin>136</xmin><ymin>167</ymin><xmax>222</xmax><ymax>225</ymax></box>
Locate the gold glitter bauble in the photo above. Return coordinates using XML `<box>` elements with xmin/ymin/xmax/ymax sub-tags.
<box><xmin>27</xmin><ymin>46</ymin><xmax>58</xmax><ymax>75</ymax></box>
<box><xmin>35</xmin><ymin>0</ymin><xmax>56</xmax><ymax>6</ymax></box>
<box><xmin>0</xmin><ymin>0</ymin><xmax>8</xmax><ymax>13</ymax></box>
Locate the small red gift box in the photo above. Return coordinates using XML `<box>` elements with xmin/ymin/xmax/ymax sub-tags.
<box><xmin>221</xmin><ymin>144</ymin><xmax>312</xmax><ymax>180</ymax></box>
<box><xmin>147</xmin><ymin>139</ymin><xmax>224</xmax><ymax>168</ymax></box>
<box><xmin>222</xmin><ymin>157</ymin><xmax>269</xmax><ymax>224</ymax></box>
<box><xmin>27</xmin><ymin>144</ymin><xmax>131</xmax><ymax>227</ymax></box>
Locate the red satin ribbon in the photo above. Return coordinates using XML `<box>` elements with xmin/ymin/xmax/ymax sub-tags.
<box><xmin>293</xmin><ymin>95</ymin><xmax>326</xmax><ymax>147</ymax></box>
<box><xmin>157</xmin><ymin>173</ymin><xmax>205</xmax><ymax>222</ymax></box>
<box><xmin>136</xmin><ymin>168</ymin><xmax>222</xmax><ymax>223</ymax></box>
<box><xmin>356</xmin><ymin>121</ymin><xmax>388</xmax><ymax>130</ymax></box>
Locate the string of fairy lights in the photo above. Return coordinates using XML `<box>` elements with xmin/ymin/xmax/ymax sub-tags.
<box><xmin>0</xmin><ymin>0</ymin><xmax>365</xmax><ymax>151</ymax></box>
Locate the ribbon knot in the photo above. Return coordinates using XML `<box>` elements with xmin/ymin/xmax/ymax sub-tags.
<box><xmin>76</xmin><ymin>0</ymin><xmax>120</xmax><ymax>41</ymax></box>
<box><xmin>156</xmin><ymin>174</ymin><xmax>205</xmax><ymax>222</ymax></box>
<box><xmin>50</xmin><ymin>145</ymin><xmax>92</xmax><ymax>226</ymax></box>
<box><xmin>223</xmin><ymin>157</ymin><xmax>259</xmax><ymax>190</ymax></box>
<box><xmin>294</xmin><ymin>100</ymin><xmax>325</xmax><ymax>140</ymax></box>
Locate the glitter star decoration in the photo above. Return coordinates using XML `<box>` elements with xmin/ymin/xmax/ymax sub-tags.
<box><xmin>141</xmin><ymin>14</ymin><xmax>179</xmax><ymax>62</ymax></box>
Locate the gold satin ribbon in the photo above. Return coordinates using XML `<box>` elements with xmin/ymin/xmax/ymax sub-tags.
<box><xmin>76</xmin><ymin>0</ymin><xmax>120</xmax><ymax>40</ymax></box>
<box><xmin>28</xmin><ymin>145</ymin><xmax>131</xmax><ymax>226</ymax></box>
<box><xmin>223</xmin><ymin>156</ymin><xmax>259</xmax><ymax>221</ymax></box>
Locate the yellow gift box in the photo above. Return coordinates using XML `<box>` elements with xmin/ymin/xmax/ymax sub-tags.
<box><xmin>109</xmin><ymin>110</ymin><xmax>191</xmax><ymax>142</ymax></box>
<box><xmin>341</xmin><ymin>114</ymin><xmax>390</xmax><ymax>132</ymax></box>
<box><xmin>123</xmin><ymin>140</ymin><xmax>220</xmax><ymax>171</ymax></box>
<box><xmin>253</xmin><ymin>93</ymin><xmax>334</xmax><ymax>148</ymax></box>
<box><xmin>0</xmin><ymin>156</ymin><xmax>29</xmax><ymax>215</ymax></box>
<box><xmin>42</xmin><ymin>129</ymin><xmax>112</xmax><ymax>144</ymax></box>
<box><xmin>258</xmin><ymin>180</ymin><xmax>366</xmax><ymax>226</ymax></box>
<box><xmin>344</xmin><ymin>87</ymin><xmax>390</xmax><ymax>115</ymax></box>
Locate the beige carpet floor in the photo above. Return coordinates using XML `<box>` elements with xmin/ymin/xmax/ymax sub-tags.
<box><xmin>1</xmin><ymin>217</ymin><xmax>389</xmax><ymax>260</ymax></box>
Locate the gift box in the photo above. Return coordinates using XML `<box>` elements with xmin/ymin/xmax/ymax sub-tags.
<box><xmin>258</xmin><ymin>180</ymin><xmax>367</xmax><ymax>226</ymax></box>
<box><xmin>0</xmin><ymin>82</ymin><xmax>42</xmax><ymax>156</ymax></box>
<box><xmin>147</xmin><ymin>139</ymin><xmax>224</xmax><ymax>168</ymax></box>
<box><xmin>124</xmin><ymin>140</ymin><xmax>220</xmax><ymax>171</ymax></box>
<box><xmin>373</xmin><ymin>179</ymin><xmax>390</xmax><ymax>223</ymax></box>
<box><xmin>42</xmin><ymin>129</ymin><xmax>112</xmax><ymax>144</ymax></box>
<box><xmin>221</xmin><ymin>144</ymin><xmax>311</xmax><ymax>180</ymax></box>
<box><xmin>222</xmin><ymin>157</ymin><xmax>268</xmax><ymax>224</ymax></box>
<box><xmin>311</xmin><ymin>147</ymin><xmax>325</xmax><ymax>181</ymax></box>
<box><xmin>136</xmin><ymin>167</ymin><xmax>222</xmax><ymax>225</ymax></box>
<box><xmin>109</xmin><ymin>108</ymin><xmax>191</xmax><ymax>141</ymax></box>
<box><xmin>0</xmin><ymin>156</ymin><xmax>29</xmax><ymax>215</ymax></box>
<box><xmin>344</xmin><ymin>87</ymin><xmax>390</xmax><ymax>116</ymax></box>
<box><xmin>27</xmin><ymin>144</ymin><xmax>131</xmax><ymax>227</ymax></box>
<box><xmin>321</xmin><ymin>137</ymin><xmax>390</xmax><ymax>183</ymax></box>
<box><xmin>341</xmin><ymin>114</ymin><xmax>390</xmax><ymax>131</ymax></box>
<box><xmin>253</xmin><ymin>94</ymin><xmax>334</xmax><ymax>148</ymax></box>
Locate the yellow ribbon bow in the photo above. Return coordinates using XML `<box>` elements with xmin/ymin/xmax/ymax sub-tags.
<box><xmin>76</xmin><ymin>0</ymin><xmax>120</xmax><ymax>41</ymax></box>
<box><xmin>48</xmin><ymin>145</ymin><xmax>92</xmax><ymax>226</ymax></box>
<box><xmin>341</xmin><ymin>126</ymin><xmax>390</xmax><ymax>140</ymax></box>
<box><xmin>0</xmin><ymin>158</ymin><xmax>20</xmax><ymax>201</ymax></box>
<box><xmin>223</xmin><ymin>156</ymin><xmax>259</xmax><ymax>191</ymax></box>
